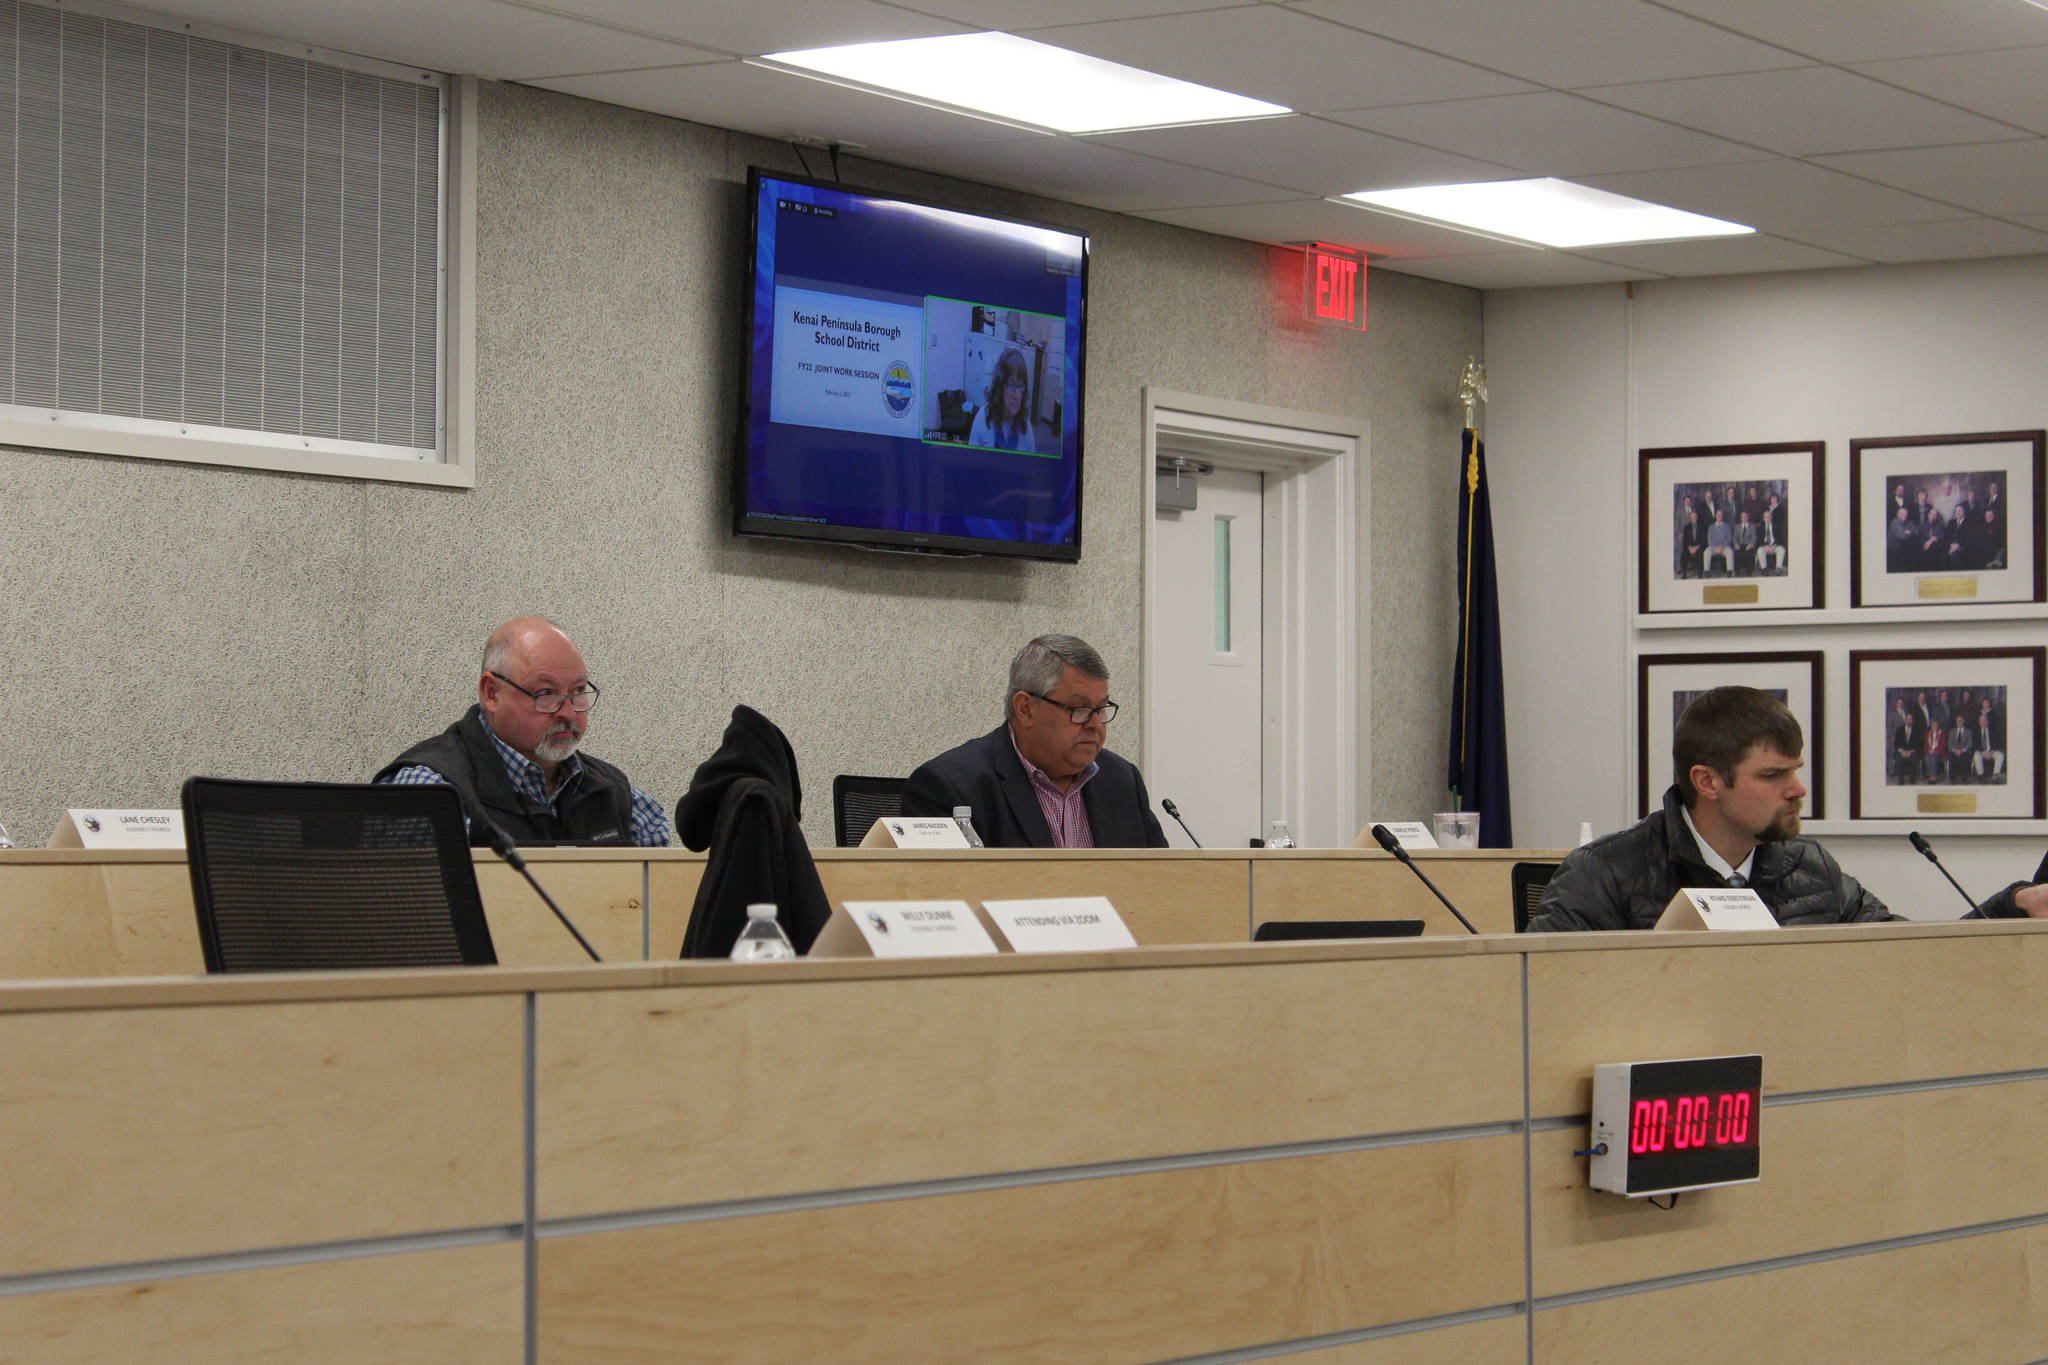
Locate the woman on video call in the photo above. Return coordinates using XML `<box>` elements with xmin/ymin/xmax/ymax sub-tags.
<box><xmin>972</xmin><ymin>347</ymin><xmax>1038</xmax><ymax>454</ymax></box>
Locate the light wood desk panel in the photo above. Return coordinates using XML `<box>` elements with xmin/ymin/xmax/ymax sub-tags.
<box><xmin>646</xmin><ymin>850</ymin><xmax>1252</xmax><ymax>956</ymax></box>
<box><xmin>535</xmin><ymin>951</ymin><xmax>1522</xmax><ymax>1218</ymax></box>
<box><xmin>1279</xmin><ymin>1317</ymin><xmax>1529</xmax><ymax>1365</ymax></box>
<box><xmin>474</xmin><ymin>859</ymin><xmax>647</xmax><ymax>963</ymax></box>
<box><xmin>0</xmin><ymin>849</ymin><xmax>662</xmax><ymax>977</ymax></box>
<box><xmin>649</xmin><ymin>850</ymin><xmax>1252</xmax><ymax>951</ymax></box>
<box><xmin>1530</xmin><ymin>1079</ymin><xmax>2048</xmax><ymax>1297</ymax></box>
<box><xmin>1524</xmin><ymin>926</ymin><xmax>2048</xmax><ymax>1116</ymax></box>
<box><xmin>2</xmin><ymin>930</ymin><xmax>2047</xmax><ymax>1363</ymax></box>
<box><xmin>811</xmin><ymin>848</ymin><xmax>1252</xmax><ymax>944</ymax></box>
<box><xmin>1253</xmin><ymin>850</ymin><xmax>1543</xmax><ymax>937</ymax></box>
<box><xmin>0</xmin><ymin>1242</ymin><xmax>524</xmax><ymax>1365</ymax></box>
<box><xmin>1533</xmin><ymin>1221</ymin><xmax>2048</xmax><ymax>1364</ymax></box>
<box><xmin>643</xmin><ymin>853</ymin><xmax>700</xmax><ymax>957</ymax></box>
<box><xmin>0</xmin><ymin>994</ymin><xmax>524</xmax><ymax>1275</ymax></box>
<box><xmin>535</xmin><ymin>1139</ymin><xmax>1525</xmax><ymax>1365</ymax></box>
<box><xmin>0</xmin><ymin>846</ymin><xmax>1535</xmax><ymax>979</ymax></box>
<box><xmin>0</xmin><ymin>857</ymin><xmax>198</xmax><ymax>977</ymax></box>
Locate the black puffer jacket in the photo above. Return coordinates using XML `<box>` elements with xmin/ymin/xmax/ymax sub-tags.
<box><xmin>1529</xmin><ymin>785</ymin><xmax>2023</xmax><ymax>931</ymax></box>
<box><xmin>673</xmin><ymin>705</ymin><xmax>832</xmax><ymax>958</ymax></box>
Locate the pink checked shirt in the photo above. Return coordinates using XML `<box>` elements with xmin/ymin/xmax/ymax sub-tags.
<box><xmin>1007</xmin><ymin>726</ymin><xmax>1098</xmax><ymax>849</ymax></box>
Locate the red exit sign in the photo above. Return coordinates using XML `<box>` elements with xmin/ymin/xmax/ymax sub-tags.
<box><xmin>1303</xmin><ymin>243</ymin><xmax>1367</xmax><ymax>330</ymax></box>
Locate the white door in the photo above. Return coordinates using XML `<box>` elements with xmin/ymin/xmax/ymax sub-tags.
<box><xmin>1149</xmin><ymin>465</ymin><xmax>1267</xmax><ymax>848</ymax></box>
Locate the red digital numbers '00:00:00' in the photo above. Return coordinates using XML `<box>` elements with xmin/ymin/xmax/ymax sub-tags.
<box><xmin>1629</xmin><ymin>1091</ymin><xmax>1752</xmax><ymax>1154</ymax></box>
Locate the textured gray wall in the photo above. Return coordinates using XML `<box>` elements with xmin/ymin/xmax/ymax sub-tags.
<box><xmin>0</xmin><ymin>80</ymin><xmax>1479</xmax><ymax>847</ymax></box>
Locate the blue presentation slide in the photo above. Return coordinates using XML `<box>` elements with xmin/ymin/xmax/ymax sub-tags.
<box><xmin>743</xmin><ymin>174</ymin><xmax>1086</xmax><ymax>549</ymax></box>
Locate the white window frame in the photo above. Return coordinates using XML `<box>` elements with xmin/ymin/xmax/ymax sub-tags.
<box><xmin>0</xmin><ymin>1</ymin><xmax>475</xmax><ymax>487</ymax></box>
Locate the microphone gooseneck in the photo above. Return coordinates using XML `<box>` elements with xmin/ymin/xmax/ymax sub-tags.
<box><xmin>1907</xmin><ymin>829</ymin><xmax>1980</xmax><ymax>914</ymax></box>
<box><xmin>480</xmin><ymin>817</ymin><xmax>604</xmax><ymax>962</ymax></box>
<box><xmin>1369</xmin><ymin>822</ymin><xmax>1411</xmax><ymax>861</ymax></box>
<box><xmin>1369</xmin><ymin>823</ymin><xmax>1480</xmax><ymax>935</ymax></box>
<box><xmin>1161</xmin><ymin>798</ymin><xmax>1204</xmax><ymax>849</ymax></box>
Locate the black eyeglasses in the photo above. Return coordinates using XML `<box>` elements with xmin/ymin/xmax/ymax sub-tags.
<box><xmin>1030</xmin><ymin>692</ymin><xmax>1118</xmax><ymax>725</ymax></box>
<box><xmin>490</xmin><ymin>672</ymin><xmax>601</xmax><ymax>714</ymax></box>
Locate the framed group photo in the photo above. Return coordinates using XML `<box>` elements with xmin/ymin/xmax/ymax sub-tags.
<box><xmin>1640</xmin><ymin>442</ymin><xmax>1824</xmax><ymax>614</ymax></box>
<box><xmin>1849</xmin><ymin>429</ymin><xmax>2045</xmax><ymax>608</ymax></box>
<box><xmin>1849</xmin><ymin>647</ymin><xmax>2045</xmax><ymax>819</ymax></box>
<box><xmin>1638</xmin><ymin>652</ymin><xmax>1824</xmax><ymax>818</ymax></box>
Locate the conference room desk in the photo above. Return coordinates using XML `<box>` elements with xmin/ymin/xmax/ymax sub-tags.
<box><xmin>5</xmin><ymin>922</ymin><xmax>2048</xmax><ymax>1363</ymax></box>
<box><xmin>0</xmin><ymin>846</ymin><xmax>1548</xmax><ymax>978</ymax></box>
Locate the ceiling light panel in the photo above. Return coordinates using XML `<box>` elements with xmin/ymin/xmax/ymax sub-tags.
<box><xmin>1342</xmin><ymin>177</ymin><xmax>1753</xmax><ymax>247</ymax></box>
<box><xmin>760</xmin><ymin>32</ymin><xmax>1288</xmax><ymax>133</ymax></box>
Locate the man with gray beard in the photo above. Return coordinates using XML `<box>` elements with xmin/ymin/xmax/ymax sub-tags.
<box><xmin>376</xmin><ymin>616</ymin><xmax>670</xmax><ymax>846</ymax></box>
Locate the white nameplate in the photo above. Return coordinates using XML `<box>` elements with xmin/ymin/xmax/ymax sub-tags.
<box><xmin>859</xmin><ymin>816</ymin><xmax>971</xmax><ymax>849</ymax></box>
<box><xmin>1362</xmin><ymin>820</ymin><xmax>1438</xmax><ymax>851</ymax></box>
<box><xmin>47</xmin><ymin>809</ymin><xmax>185</xmax><ymax>849</ymax></box>
<box><xmin>811</xmin><ymin>900</ymin><xmax>1001</xmax><ymax>959</ymax></box>
<box><xmin>1656</xmin><ymin>887</ymin><xmax>1780</xmax><ymax>932</ymax></box>
<box><xmin>981</xmin><ymin>896</ymin><xmax>1137</xmax><ymax>953</ymax></box>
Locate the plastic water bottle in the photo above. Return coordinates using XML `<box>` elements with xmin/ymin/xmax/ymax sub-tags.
<box><xmin>952</xmin><ymin>805</ymin><xmax>986</xmax><ymax>849</ymax></box>
<box><xmin>730</xmin><ymin>903</ymin><xmax>796</xmax><ymax>961</ymax></box>
<box><xmin>1579</xmin><ymin>821</ymin><xmax>1595</xmax><ymax>847</ymax></box>
<box><xmin>1266</xmin><ymin>819</ymin><xmax>1297</xmax><ymax>849</ymax></box>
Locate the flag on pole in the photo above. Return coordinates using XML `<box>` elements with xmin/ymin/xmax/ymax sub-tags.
<box><xmin>1450</xmin><ymin>426</ymin><xmax>1512</xmax><ymax>846</ymax></box>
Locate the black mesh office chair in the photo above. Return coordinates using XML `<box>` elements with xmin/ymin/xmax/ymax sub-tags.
<box><xmin>1511</xmin><ymin>860</ymin><xmax>1561</xmax><ymax>933</ymax></box>
<box><xmin>832</xmin><ymin>774</ymin><xmax>909</xmax><ymax>847</ymax></box>
<box><xmin>182</xmin><ymin>777</ymin><xmax>498</xmax><ymax>972</ymax></box>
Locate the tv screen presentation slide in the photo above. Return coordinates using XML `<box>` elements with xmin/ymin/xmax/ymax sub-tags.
<box><xmin>740</xmin><ymin>172</ymin><xmax>1088</xmax><ymax>558</ymax></box>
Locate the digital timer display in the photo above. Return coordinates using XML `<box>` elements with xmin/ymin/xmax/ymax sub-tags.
<box><xmin>1589</xmin><ymin>1054</ymin><xmax>1762</xmax><ymax>1197</ymax></box>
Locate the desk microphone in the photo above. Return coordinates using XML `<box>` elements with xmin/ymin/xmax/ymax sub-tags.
<box><xmin>1907</xmin><ymin>830</ymin><xmax>1980</xmax><ymax>915</ymax></box>
<box><xmin>1160</xmin><ymin>798</ymin><xmax>1204</xmax><ymax>849</ymax></box>
<box><xmin>1369</xmin><ymin>823</ymin><xmax>1480</xmax><ymax>935</ymax></box>
<box><xmin>480</xmin><ymin>818</ymin><xmax>603</xmax><ymax>962</ymax></box>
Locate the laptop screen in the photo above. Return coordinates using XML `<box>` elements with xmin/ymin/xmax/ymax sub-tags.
<box><xmin>1252</xmin><ymin>919</ymin><xmax>1425</xmax><ymax>941</ymax></box>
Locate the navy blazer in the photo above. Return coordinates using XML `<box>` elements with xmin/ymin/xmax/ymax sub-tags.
<box><xmin>902</xmin><ymin>724</ymin><xmax>1169</xmax><ymax>849</ymax></box>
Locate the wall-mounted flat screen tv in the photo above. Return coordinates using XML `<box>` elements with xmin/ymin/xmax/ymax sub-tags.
<box><xmin>735</xmin><ymin>169</ymin><xmax>1088</xmax><ymax>561</ymax></box>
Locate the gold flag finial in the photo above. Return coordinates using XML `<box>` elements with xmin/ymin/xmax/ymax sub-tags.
<box><xmin>1457</xmin><ymin>356</ymin><xmax>1488</xmax><ymax>433</ymax></box>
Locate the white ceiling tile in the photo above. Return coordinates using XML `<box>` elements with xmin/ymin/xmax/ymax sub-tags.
<box><xmin>1028</xmin><ymin>8</ymin><xmax>1534</xmax><ymax>113</ymax></box>
<box><xmin>111</xmin><ymin>0</ymin><xmax>2048</xmax><ymax>279</ymax></box>
<box><xmin>1096</xmin><ymin>116</ymin><xmax>1520</xmax><ymax>197</ymax></box>
<box><xmin>537</xmin><ymin>0</ymin><xmax>967</xmax><ymax>58</ymax></box>
<box><xmin>118</xmin><ymin>0</ymin><xmax>717</xmax><ymax>80</ymax></box>
<box><xmin>1654</xmin><ymin>0</ymin><xmax>2048</xmax><ymax>64</ymax></box>
<box><xmin>1327</xmin><ymin>92</ymin><xmax>1760</xmax><ymax>176</ymax></box>
<box><xmin>1576</xmin><ymin>234</ymin><xmax>1868</xmax><ymax>275</ymax></box>
<box><xmin>875</xmin><ymin>138</ymin><xmax>1303</xmax><ymax>213</ymax></box>
<box><xmin>1382</xmin><ymin>251</ymin><xmax>1652</xmax><ymax>289</ymax></box>
<box><xmin>1584</xmin><ymin>67</ymin><xmax>2031</xmax><ymax>157</ymax></box>
<box><xmin>1134</xmin><ymin>197</ymin><xmax>1529</xmax><ymax>257</ymax></box>
<box><xmin>1852</xmin><ymin>47</ymin><xmax>2048</xmax><ymax>136</ymax></box>
<box><xmin>530</xmin><ymin>62</ymin><xmax>1029</xmax><ymax>151</ymax></box>
<box><xmin>1812</xmin><ymin>141</ymin><xmax>2048</xmax><ymax>217</ymax></box>
<box><xmin>914</xmin><ymin>0</ymin><xmax>1250</xmax><ymax>26</ymax></box>
<box><xmin>1790</xmin><ymin>217</ymin><xmax>2048</xmax><ymax>264</ymax></box>
<box><xmin>1582</xmin><ymin>159</ymin><xmax>1961</xmax><ymax>236</ymax></box>
<box><xmin>1290</xmin><ymin>0</ymin><xmax>1811</xmax><ymax>89</ymax></box>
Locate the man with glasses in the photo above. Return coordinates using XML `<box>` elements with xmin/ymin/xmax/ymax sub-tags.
<box><xmin>902</xmin><ymin>634</ymin><xmax>1167</xmax><ymax>848</ymax></box>
<box><xmin>1530</xmin><ymin>686</ymin><xmax>2045</xmax><ymax>931</ymax></box>
<box><xmin>375</xmin><ymin>616</ymin><xmax>670</xmax><ymax>846</ymax></box>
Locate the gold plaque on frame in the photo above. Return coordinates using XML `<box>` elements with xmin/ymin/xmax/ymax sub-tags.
<box><xmin>1917</xmin><ymin>577</ymin><xmax>1979</xmax><ymax>600</ymax></box>
<box><xmin>1703</xmin><ymin>584</ymin><xmax>1761</xmax><ymax>605</ymax></box>
<box><xmin>1917</xmin><ymin>792</ymin><xmax>1977</xmax><ymax>814</ymax></box>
